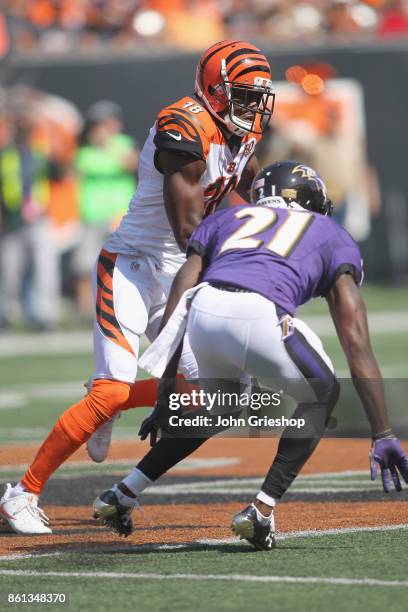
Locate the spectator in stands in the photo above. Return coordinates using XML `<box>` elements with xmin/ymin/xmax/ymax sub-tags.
<box><xmin>2</xmin><ymin>0</ymin><xmax>404</xmax><ymax>57</ymax></box>
<box><xmin>324</xmin><ymin>0</ymin><xmax>361</xmax><ymax>36</ymax></box>
<box><xmin>0</xmin><ymin>106</ymin><xmax>62</xmax><ymax>330</ymax></box>
<box><xmin>162</xmin><ymin>0</ymin><xmax>225</xmax><ymax>50</ymax></box>
<box><xmin>72</xmin><ymin>100</ymin><xmax>138</xmax><ymax>319</ymax></box>
<box><xmin>377</xmin><ymin>0</ymin><xmax>408</xmax><ymax>37</ymax></box>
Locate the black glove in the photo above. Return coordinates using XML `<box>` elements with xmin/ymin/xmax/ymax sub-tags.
<box><xmin>138</xmin><ymin>402</ymin><xmax>162</xmax><ymax>446</ymax></box>
<box><xmin>138</xmin><ymin>379</ymin><xmax>177</xmax><ymax>446</ymax></box>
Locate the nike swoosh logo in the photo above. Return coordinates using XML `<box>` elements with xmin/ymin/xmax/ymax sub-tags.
<box><xmin>166</xmin><ymin>131</ymin><xmax>182</xmax><ymax>141</ymax></box>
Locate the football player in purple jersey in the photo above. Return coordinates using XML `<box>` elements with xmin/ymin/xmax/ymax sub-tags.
<box><xmin>93</xmin><ymin>161</ymin><xmax>408</xmax><ymax>550</ymax></box>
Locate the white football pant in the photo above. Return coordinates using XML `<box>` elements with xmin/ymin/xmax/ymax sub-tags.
<box><xmin>92</xmin><ymin>249</ymin><xmax>198</xmax><ymax>383</ymax></box>
<box><xmin>187</xmin><ymin>285</ymin><xmax>335</xmax><ymax>411</ymax></box>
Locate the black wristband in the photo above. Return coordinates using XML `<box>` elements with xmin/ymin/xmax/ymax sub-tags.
<box><xmin>372</xmin><ymin>429</ymin><xmax>394</xmax><ymax>441</ymax></box>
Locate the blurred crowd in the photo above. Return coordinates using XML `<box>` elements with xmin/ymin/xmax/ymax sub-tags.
<box><xmin>0</xmin><ymin>71</ymin><xmax>379</xmax><ymax>331</ymax></box>
<box><xmin>1</xmin><ymin>0</ymin><xmax>408</xmax><ymax>57</ymax></box>
<box><xmin>0</xmin><ymin>88</ymin><xmax>138</xmax><ymax>330</ymax></box>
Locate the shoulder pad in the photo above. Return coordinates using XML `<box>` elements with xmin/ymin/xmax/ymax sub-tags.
<box><xmin>154</xmin><ymin>96</ymin><xmax>217</xmax><ymax>160</ymax></box>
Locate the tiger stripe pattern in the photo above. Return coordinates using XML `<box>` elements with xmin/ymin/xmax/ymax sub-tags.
<box><xmin>95</xmin><ymin>249</ymin><xmax>134</xmax><ymax>354</ymax></box>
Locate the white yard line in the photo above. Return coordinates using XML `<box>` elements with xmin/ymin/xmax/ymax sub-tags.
<box><xmin>0</xmin><ymin>468</ymin><xmax>379</xmax><ymax>496</ymax></box>
<box><xmin>0</xmin><ymin>310</ymin><xmax>406</xmax><ymax>357</ymax></box>
<box><xmin>0</xmin><ymin>332</ymin><xmax>93</xmax><ymax>356</ymax></box>
<box><xmin>336</xmin><ymin>364</ymin><xmax>408</xmax><ymax>377</ymax></box>
<box><xmin>0</xmin><ymin>569</ymin><xmax>407</xmax><ymax>587</ymax></box>
<box><xmin>302</xmin><ymin>311</ymin><xmax>408</xmax><ymax>336</ymax></box>
<box><xmin>1</xmin><ymin>524</ymin><xmax>407</xmax><ymax>561</ymax></box>
<box><xmin>0</xmin><ymin>468</ymin><xmax>379</xmax><ymax>494</ymax></box>
<box><xmin>197</xmin><ymin>523</ymin><xmax>408</xmax><ymax>546</ymax></box>
<box><xmin>0</xmin><ymin>426</ymin><xmax>152</xmax><ymax>442</ymax></box>
<box><xmin>138</xmin><ymin>473</ymin><xmax>383</xmax><ymax>495</ymax></box>
<box><xmin>144</xmin><ymin>486</ymin><xmax>383</xmax><ymax>495</ymax></box>
<box><xmin>277</xmin><ymin>524</ymin><xmax>408</xmax><ymax>539</ymax></box>
<box><xmin>0</xmin><ymin>552</ymin><xmax>61</xmax><ymax>562</ymax></box>
<box><xmin>0</xmin><ymin>457</ymin><xmax>240</xmax><ymax>476</ymax></box>
<box><xmin>0</xmin><ymin>382</ymin><xmax>85</xmax><ymax>410</ymax></box>
<box><xmin>0</xmin><ymin>428</ymin><xmax>51</xmax><ymax>440</ymax></box>
<box><xmin>0</xmin><ymin>467</ymin><xmax>358</xmax><ymax>477</ymax></box>
<box><xmin>1</xmin><ymin>360</ymin><xmax>408</xmax><ymax>412</ymax></box>
<box><xmin>0</xmin><ymin>333</ymin><xmax>149</xmax><ymax>357</ymax></box>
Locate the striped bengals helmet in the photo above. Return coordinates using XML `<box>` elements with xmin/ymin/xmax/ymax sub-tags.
<box><xmin>194</xmin><ymin>40</ymin><xmax>275</xmax><ymax>136</ymax></box>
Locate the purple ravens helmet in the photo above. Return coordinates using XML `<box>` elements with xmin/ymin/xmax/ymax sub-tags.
<box><xmin>251</xmin><ymin>160</ymin><xmax>333</xmax><ymax>217</ymax></box>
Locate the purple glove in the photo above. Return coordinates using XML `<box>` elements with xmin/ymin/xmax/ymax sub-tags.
<box><xmin>369</xmin><ymin>437</ymin><xmax>408</xmax><ymax>493</ymax></box>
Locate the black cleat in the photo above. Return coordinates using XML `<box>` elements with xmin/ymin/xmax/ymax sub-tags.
<box><xmin>231</xmin><ymin>504</ymin><xmax>276</xmax><ymax>551</ymax></box>
<box><xmin>92</xmin><ymin>489</ymin><xmax>137</xmax><ymax>537</ymax></box>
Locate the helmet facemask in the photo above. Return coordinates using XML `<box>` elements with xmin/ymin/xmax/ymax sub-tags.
<box><xmin>220</xmin><ymin>60</ymin><xmax>275</xmax><ymax>135</ymax></box>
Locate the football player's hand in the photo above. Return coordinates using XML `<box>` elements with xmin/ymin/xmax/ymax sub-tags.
<box><xmin>369</xmin><ymin>437</ymin><xmax>408</xmax><ymax>493</ymax></box>
<box><xmin>138</xmin><ymin>379</ymin><xmax>177</xmax><ymax>446</ymax></box>
<box><xmin>138</xmin><ymin>402</ymin><xmax>161</xmax><ymax>446</ymax></box>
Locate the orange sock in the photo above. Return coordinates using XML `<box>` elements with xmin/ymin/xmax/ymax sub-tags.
<box><xmin>121</xmin><ymin>376</ymin><xmax>199</xmax><ymax>410</ymax></box>
<box><xmin>121</xmin><ymin>378</ymin><xmax>158</xmax><ymax>410</ymax></box>
<box><xmin>21</xmin><ymin>379</ymin><xmax>131</xmax><ymax>495</ymax></box>
<box><xmin>21</xmin><ymin>377</ymin><xmax>198</xmax><ymax>494</ymax></box>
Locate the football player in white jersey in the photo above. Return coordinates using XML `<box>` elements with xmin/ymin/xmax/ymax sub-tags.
<box><xmin>0</xmin><ymin>40</ymin><xmax>275</xmax><ymax>535</ymax></box>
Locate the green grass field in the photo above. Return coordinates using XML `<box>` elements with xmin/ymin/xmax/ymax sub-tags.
<box><xmin>1</xmin><ymin>529</ymin><xmax>408</xmax><ymax>611</ymax></box>
<box><xmin>0</xmin><ymin>283</ymin><xmax>407</xmax><ymax>611</ymax></box>
<box><xmin>0</xmin><ymin>283</ymin><xmax>407</xmax><ymax>444</ymax></box>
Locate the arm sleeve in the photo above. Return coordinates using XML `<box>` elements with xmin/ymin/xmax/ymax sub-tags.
<box><xmin>154</xmin><ymin>106</ymin><xmax>210</xmax><ymax>161</ymax></box>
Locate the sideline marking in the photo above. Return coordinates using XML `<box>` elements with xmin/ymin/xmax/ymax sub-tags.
<box><xmin>0</xmin><ymin>569</ymin><xmax>407</xmax><ymax>587</ymax></box>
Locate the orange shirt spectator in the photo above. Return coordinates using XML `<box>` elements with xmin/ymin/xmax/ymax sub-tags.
<box><xmin>164</xmin><ymin>0</ymin><xmax>225</xmax><ymax>50</ymax></box>
<box><xmin>28</xmin><ymin>0</ymin><xmax>56</xmax><ymax>29</ymax></box>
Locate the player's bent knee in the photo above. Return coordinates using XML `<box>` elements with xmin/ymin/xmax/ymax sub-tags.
<box><xmin>57</xmin><ymin>379</ymin><xmax>132</xmax><ymax>443</ymax></box>
<box><xmin>90</xmin><ymin>378</ymin><xmax>132</xmax><ymax>413</ymax></box>
<box><xmin>329</xmin><ymin>376</ymin><xmax>340</xmax><ymax>406</ymax></box>
<box><xmin>313</xmin><ymin>373</ymin><xmax>340</xmax><ymax>408</ymax></box>
<box><xmin>325</xmin><ymin>375</ymin><xmax>340</xmax><ymax>411</ymax></box>
<box><xmin>320</xmin><ymin>376</ymin><xmax>340</xmax><ymax>429</ymax></box>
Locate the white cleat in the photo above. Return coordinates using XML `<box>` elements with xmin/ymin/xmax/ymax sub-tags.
<box><xmin>86</xmin><ymin>413</ymin><xmax>121</xmax><ymax>463</ymax></box>
<box><xmin>0</xmin><ymin>484</ymin><xmax>51</xmax><ymax>535</ymax></box>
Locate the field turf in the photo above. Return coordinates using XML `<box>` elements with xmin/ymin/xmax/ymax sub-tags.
<box><xmin>0</xmin><ymin>284</ymin><xmax>407</xmax><ymax>611</ymax></box>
